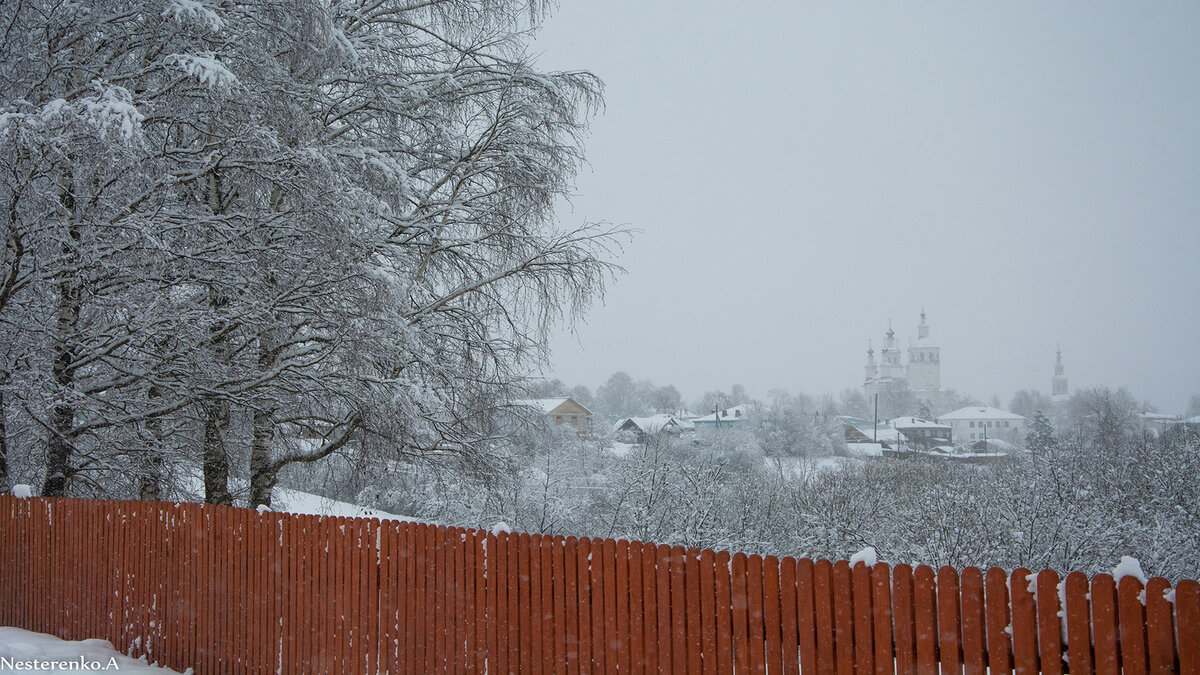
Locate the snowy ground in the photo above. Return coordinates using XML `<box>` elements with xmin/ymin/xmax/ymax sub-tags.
<box><xmin>173</xmin><ymin>470</ymin><xmax>414</xmax><ymax>522</ymax></box>
<box><xmin>271</xmin><ymin>487</ymin><xmax>415</xmax><ymax>522</ymax></box>
<box><xmin>0</xmin><ymin>628</ymin><xmax>187</xmax><ymax>673</ymax></box>
<box><xmin>608</xmin><ymin>441</ymin><xmax>639</xmax><ymax>458</ymax></box>
<box><xmin>763</xmin><ymin>455</ymin><xmax>862</xmax><ymax>478</ymax></box>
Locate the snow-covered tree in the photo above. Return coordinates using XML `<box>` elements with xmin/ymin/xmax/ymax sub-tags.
<box><xmin>595</xmin><ymin>371</ymin><xmax>639</xmax><ymax>417</ymax></box>
<box><xmin>1026</xmin><ymin>409</ymin><xmax>1056</xmax><ymax>454</ymax></box>
<box><xmin>0</xmin><ymin>0</ymin><xmax>625</xmax><ymax>505</ymax></box>
<box><xmin>916</xmin><ymin>399</ymin><xmax>934</xmax><ymax>421</ymax></box>
<box><xmin>1009</xmin><ymin>389</ymin><xmax>1056</xmax><ymax>421</ymax></box>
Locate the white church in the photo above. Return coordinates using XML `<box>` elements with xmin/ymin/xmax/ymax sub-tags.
<box><xmin>863</xmin><ymin>310</ymin><xmax>942</xmax><ymax>405</ymax></box>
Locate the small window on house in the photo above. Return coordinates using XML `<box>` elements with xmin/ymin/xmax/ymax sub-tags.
<box><xmin>969</xmin><ymin>421</ymin><xmax>975</xmax><ymax>428</ymax></box>
<box><xmin>555</xmin><ymin>415</ymin><xmax>564</xmax><ymax>424</ymax></box>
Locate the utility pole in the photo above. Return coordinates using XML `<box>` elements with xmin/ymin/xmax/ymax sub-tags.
<box><xmin>873</xmin><ymin>393</ymin><xmax>879</xmax><ymax>443</ymax></box>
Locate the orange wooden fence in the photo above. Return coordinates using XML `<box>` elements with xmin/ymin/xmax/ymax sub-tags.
<box><xmin>1</xmin><ymin>495</ymin><xmax>1197</xmax><ymax>674</ymax></box>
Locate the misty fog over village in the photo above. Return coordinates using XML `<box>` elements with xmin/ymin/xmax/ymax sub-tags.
<box><xmin>1</xmin><ymin>1</ymin><xmax>1198</xmax><ymax>672</ymax></box>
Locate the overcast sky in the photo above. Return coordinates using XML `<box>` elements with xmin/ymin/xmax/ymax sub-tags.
<box><xmin>530</xmin><ymin>2</ymin><xmax>1200</xmax><ymax>413</ymax></box>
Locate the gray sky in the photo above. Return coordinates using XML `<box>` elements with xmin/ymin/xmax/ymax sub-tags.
<box><xmin>532</xmin><ymin>2</ymin><xmax>1200</xmax><ymax>412</ymax></box>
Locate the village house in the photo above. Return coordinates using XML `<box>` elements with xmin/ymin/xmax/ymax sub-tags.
<box><xmin>613</xmin><ymin>414</ymin><xmax>685</xmax><ymax>442</ymax></box>
<box><xmin>516</xmin><ymin>397</ymin><xmax>593</xmax><ymax>430</ymax></box>
<box><xmin>887</xmin><ymin>417</ymin><xmax>952</xmax><ymax>450</ymax></box>
<box><xmin>690</xmin><ymin>404</ymin><xmax>752</xmax><ymax>432</ymax></box>
<box><xmin>936</xmin><ymin>406</ymin><xmax>1025</xmax><ymax>445</ymax></box>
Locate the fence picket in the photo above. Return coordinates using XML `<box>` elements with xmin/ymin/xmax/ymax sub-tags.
<box><xmin>528</xmin><ymin>533</ymin><xmax>543</xmax><ymax>675</ymax></box>
<box><xmin>471</xmin><ymin>530</ymin><xmax>486</xmax><ymax>674</ymax></box>
<box><xmin>1090</xmin><ymin>574</ymin><xmax>1120</xmax><ymax>675</ymax></box>
<box><xmin>564</xmin><ymin>536</ymin><xmax>580</xmax><ymax>675</ymax></box>
<box><xmin>715</xmin><ymin>550</ymin><xmax>734</xmax><ymax>675</ymax></box>
<box><xmin>813</xmin><ymin>559</ymin><xmax>835</xmax><ymax>675</ymax></box>
<box><xmin>543</xmin><ymin>537</ymin><xmax>558</xmax><ymax>675</ymax></box>
<box><xmin>960</xmin><ymin>566</ymin><xmax>986</xmax><ymax>675</ymax></box>
<box><xmin>747</xmin><ymin>555</ymin><xmax>768</xmax><ymax>675</ymax></box>
<box><xmin>912</xmin><ymin>565</ymin><xmax>938</xmax><ymax>675</ymax></box>
<box><xmin>1009</xmin><ymin>568</ymin><xmax>1039</xmax><ymax>674</ymax></box>
<box><xmin>639</xmin><ymin>540</ymin><xmax>657</xmax><ymax>674</ymax></box>
<box><xmin>670</xmin><ymin>545</ymin><xmax>689</xmax><ymax>675</ymax></box>
<box><xmin>870</xmin><ymin>563</ymin><xmax>893</xmax><ymax>675</ymax></box>
<box><xmin>779</xmin><ymin>557</ymin><xmax>800</xmax><ymax>675</ymax></box>
<box><xmin>557</xmin><ymin>537</ymin><xmax>573</xmax><ymax>675</ymax></box>
<box><xmin>576</xmin><ymin>537</ymin><xmax>592</xmax><ymax>675</ymax></box>
<box><xmin>851</xmin><ymin>561</ymin><xmax>874</xmax><ymax>675</ymax></box>
<box><xmin>406</xmin><ymin>522</ymin><xmax>420</xmax><ymax>675</ymax></box>
<box><xmin>687</xmin><ymin>548</ymin><xmax>704</xmax><ymax>675</ymax></box>
<box><xmin>436</xmin><ymin>524</ymin><xmax>449</xmax><ymax>674</ymax></box>
<box><xmin>1118</xmin><ymin>576</ymin><xmax>1148</xmax><ymax>675</ymax></box>
<box><xmin>1177</xmin><ymin>579</ymin><xmax>1200</xmax><ymax>674</ymax></box>
<box><xmin>732</xmin><ymin>552</ymin><xmax>752</xmax><ymax>675</ymax></box>
<box><xmin>656</xmin><ymin>543</ymin><xmax>673</xmax><ymax>674</ymax></box>
<box><xmin>763</xmin><ymin>556</ymin><xmax>783</xmax><ymax>675</ymax></box>
<box><xmin>984</xmin><ymin>567</ymin><xmax>1012</xmax><ymax>675</ymax></box>
<box><xmin>508</xmin><ymin>531</ymin><xmax>523</xmax><ymax>673</ymax></box>
<box><xmin>604</xmin><ymin>538</ymin><xmax>619</xmax><ymax>675</ymax></box>
<box><xmin>1035</xmin><ymin>570</ymin><xmax>1063</xmax><ymax>675</ymax></box>
<box><xmin>937</xmin><ymin>567</ymin><xmax>962</xmax><ymax>675</ymax></box>
<box><xmin>1062</xmin><ymin>571</ymin><xmax>1092</xmax><ymax>675</ymax></box>
<box><xmin>832</xmin><ymin>560</ymin><xmax>855</xmax><ymax>675</ymax></box>
<box><xmin>1145</xmin><ymin>577</ymin><xmax>1175</xmax><ymax>674</ymax></box>
<box><xmin>795</xmin><ymin>558</ymin><xmax>817</xmax><ymax>675</ymax></box>
<box><xmin>892</xmin><ymin>563</ymin><xmax>916</xmax><ymax>675</ymax></box>
<box><xmin>629</xmin><ymin>542</ymin><xmax>646</xmax><ymax>675</ymax></box>
<box><xmin>491</xmin><ymin>531</ymin><xmax>506</xmax><ymax>675</ymax></box>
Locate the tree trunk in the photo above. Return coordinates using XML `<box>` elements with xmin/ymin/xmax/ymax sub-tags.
<box><xmin>43</xmin><ymin>175</ymin><xmax>81</xmax><ymax>498</ymax></box>
<box><xmin>138</xmin><ymin>385</ymin><xmax>166</xmax><ymax>501</ymax></box>
<box><xmin>0</xmin><ymin>388</ymin><xmax>8</xmax><ymax>493</ymax></box>
<box><xmin>202</xmin><ymin>400</ymin><xmax>233</xmax><ymax>505</ymax></box>
<box><xmin>248</xmin><ymin>405</ymin><xmax>277</xmax><ymax>508</ymax></box>
<box><xmin>138</xmin><ymin>452</ymin><xmax>164</xmax><ymax>501</ymax></box>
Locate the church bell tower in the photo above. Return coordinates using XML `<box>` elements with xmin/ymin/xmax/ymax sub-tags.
<box><xmin>1052</xmin><ymin>345</ymin><xmax>1069</xmax><ymax>399</ymax></box>
<box><xmin>906</xmin><ymin>309</ymin><xmax>941</xmax><ymax>396</ymax></box>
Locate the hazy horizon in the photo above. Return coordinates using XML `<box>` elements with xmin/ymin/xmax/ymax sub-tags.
<box><xmin>531</xmin><ymin>2</ymin><xmax>1200</xmax><ymax>413</ymax></box>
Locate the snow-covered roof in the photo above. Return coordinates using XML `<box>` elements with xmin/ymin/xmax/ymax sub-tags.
<box><xmin>888</xmin><ymin>416</ymin><xmax>951</xmax><ymax>430</ymax></box>
<box><xmin>845</xmin><ymin>442</ymin><xmax>884</xmax><ymax>458</ymax></box>
<box><xmin>614</xmin><ymin>414</ymin><xmax>681</xmax><ymax>435</ymax></box>
<box><xmin>968</xmin><ymin>438</ymin><xmax>1020</xmax><ymax>454</ymax></box>
<box><xmin>872</xmin><ymin>425</ymin><xmax>904</xmax><ymax>443</ymax></box>
<box><xmin>840</xmin><ymin>416</ymin><xmax>906</xmax><ymax>443</ymax></box>
<box><xmin>692</xmin><ymin>404</ymin><xmax>752</xmax><ymax>424</ymax></box>
<box><xmin>937</xmin><ymin>406</ymin><xmax>1024</xmax><ymax>421</ymax></box>
<box><xmin>514</xmin><ymin>397</ymin><xmax>591</xmax><ymax>415</ymax></box>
